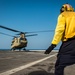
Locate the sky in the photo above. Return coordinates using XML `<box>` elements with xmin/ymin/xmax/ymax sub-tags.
<box><xmin>0</xmin><ymin>0</ymin><xmax>75</xmax><ymax>50</ymax></box>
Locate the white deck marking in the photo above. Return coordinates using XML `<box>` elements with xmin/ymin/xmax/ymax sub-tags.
<box><xmin>0</xmin><ymin>53</ymin><xmax>57</xmax><ymax>75</ymax></box>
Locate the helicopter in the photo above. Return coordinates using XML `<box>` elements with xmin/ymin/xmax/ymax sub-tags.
<box><xmin>0</xmin><ymin>25</ymin><xmax>54</xmax><ymax>51</ymax></box>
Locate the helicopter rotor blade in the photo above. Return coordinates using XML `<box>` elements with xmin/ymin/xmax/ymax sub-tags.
<box><xmin>0</xmin><ymin>25</ymin><xmax>54</xmax><ymax>35</ymax></box>
<box><xmin>25</xmin><ymin>34</ymin><xmax>38</xmax><ymax>37</ymax></box>
<box><xmin>0</xmin><ymin>32</ymin><xmax>15</xmax><ymax>37</ymax></box>
<box><xmin>16</xmin><ymin>30</ymin><xmax>54</xmax><ymax>35</ymax></box>
<box><xmin>25</xmin><ymin>30</ymin><xmax>54</xmax><ymax>34</ymax></box>
<box><xmin>0</xmin><ymin>25</ymin><xmax>22</xmax><ymax>33</ymax></box>
<box><xmin>0</xmin><ymin>32</ymin><xmax>37</xmax><ymax>37</ymax></box>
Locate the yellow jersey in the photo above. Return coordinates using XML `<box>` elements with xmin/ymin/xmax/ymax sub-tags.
<box><xmin>52</xmin><ymin>11</ymin><xmax>75</xmax><ymax>45</ymax></box>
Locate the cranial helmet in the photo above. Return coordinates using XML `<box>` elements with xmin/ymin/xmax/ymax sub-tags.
<box><xmin>60</xmin><ymin>3</ymin><xmax>74</xmax><ymax>13</ymax></box>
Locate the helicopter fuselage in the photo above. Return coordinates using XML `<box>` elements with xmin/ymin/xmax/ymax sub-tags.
<box><xmin>11</xmin><ymin>36</ymin><xmax>27</xmax><ymax>50</ymax></box>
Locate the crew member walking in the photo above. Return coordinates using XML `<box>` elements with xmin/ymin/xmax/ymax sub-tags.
<box><xmin>44</xmin><ymin>3</ymin><xmax>75</xmax><ymax>75</ymax></box>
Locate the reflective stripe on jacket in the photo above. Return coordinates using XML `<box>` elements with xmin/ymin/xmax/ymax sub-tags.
<box><xmin>52</xmin><ymin>11</ymin><xmax>75</xmax><ymax>45</ymax></box>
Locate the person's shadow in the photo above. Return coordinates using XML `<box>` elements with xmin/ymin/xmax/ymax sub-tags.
<box><xmin>27</xmin><ymin>70</ymin><xmax>54</xmax><ymax>75</ymax></box>
<box><xmin>27</xmin><ymin>65</ymin><xmax>54</xmax><ymax>75</ymax></box>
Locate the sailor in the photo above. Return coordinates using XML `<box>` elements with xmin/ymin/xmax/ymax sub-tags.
<box><xmin>44</xmin><ymin>3</ymin><xmax>75</xmax><ymax>75</ymax></box>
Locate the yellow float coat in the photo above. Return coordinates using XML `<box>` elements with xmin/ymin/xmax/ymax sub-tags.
<box><xmin>52</xmin><ymin>11</ymin><xmax>75</xmax><ymax>45</ymax></box>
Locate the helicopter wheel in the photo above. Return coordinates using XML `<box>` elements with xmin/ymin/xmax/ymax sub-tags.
<box><xmin>19</xmin><ymin>49</ymin><xmax>21</xmax><ymax>51</ymax></box>
<box><xmin>10</xmin><ymin>49</ymin><xmax>12</xmax><ymax>51</ymax></box>
<box><xmin>23</xmin><ymin>48</ymin><xmax>26</xmax><ymax>51</ymax></box>
<box><xmin>11</xmin><ymin>48</ymin><xmax>15</xmax><ymax>51</ymax></box>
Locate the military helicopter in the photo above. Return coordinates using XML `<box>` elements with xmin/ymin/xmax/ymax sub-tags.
<box><xmin>0</xmin><ymin>25</ymin><xmax>54</xmax><ymax>51</ymax></box>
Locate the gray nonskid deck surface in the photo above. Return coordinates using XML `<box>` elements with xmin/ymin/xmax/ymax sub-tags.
<box><xmin>0</xmin><ymin>50</ymin><xmax>75</xmax><ymax>75</ymax></box>
<box><xmin>0</xmin><ymin>50</ymin><xmax>57</xmax><ymax>75</ymax></box>
<box><xmin>11</xmin><ymin>55</ymin><xmax>56</xmax><ymax>75</ymax></box>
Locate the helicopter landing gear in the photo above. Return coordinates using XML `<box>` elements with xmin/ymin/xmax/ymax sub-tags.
<box><xmin>23</xmin><ymin>47</ymin><xmax>26</xmax><ymax>51</ymax></box>
<box><xmin>10</xmin><ymin>48</ymin><xmax>15</xmax><ymax>51</ymax></box>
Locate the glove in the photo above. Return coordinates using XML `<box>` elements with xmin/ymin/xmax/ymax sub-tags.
<box><xmin>44</xmin><ymin>44</ymin><xmax>56</xmax><ymax>54</ymax></box>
